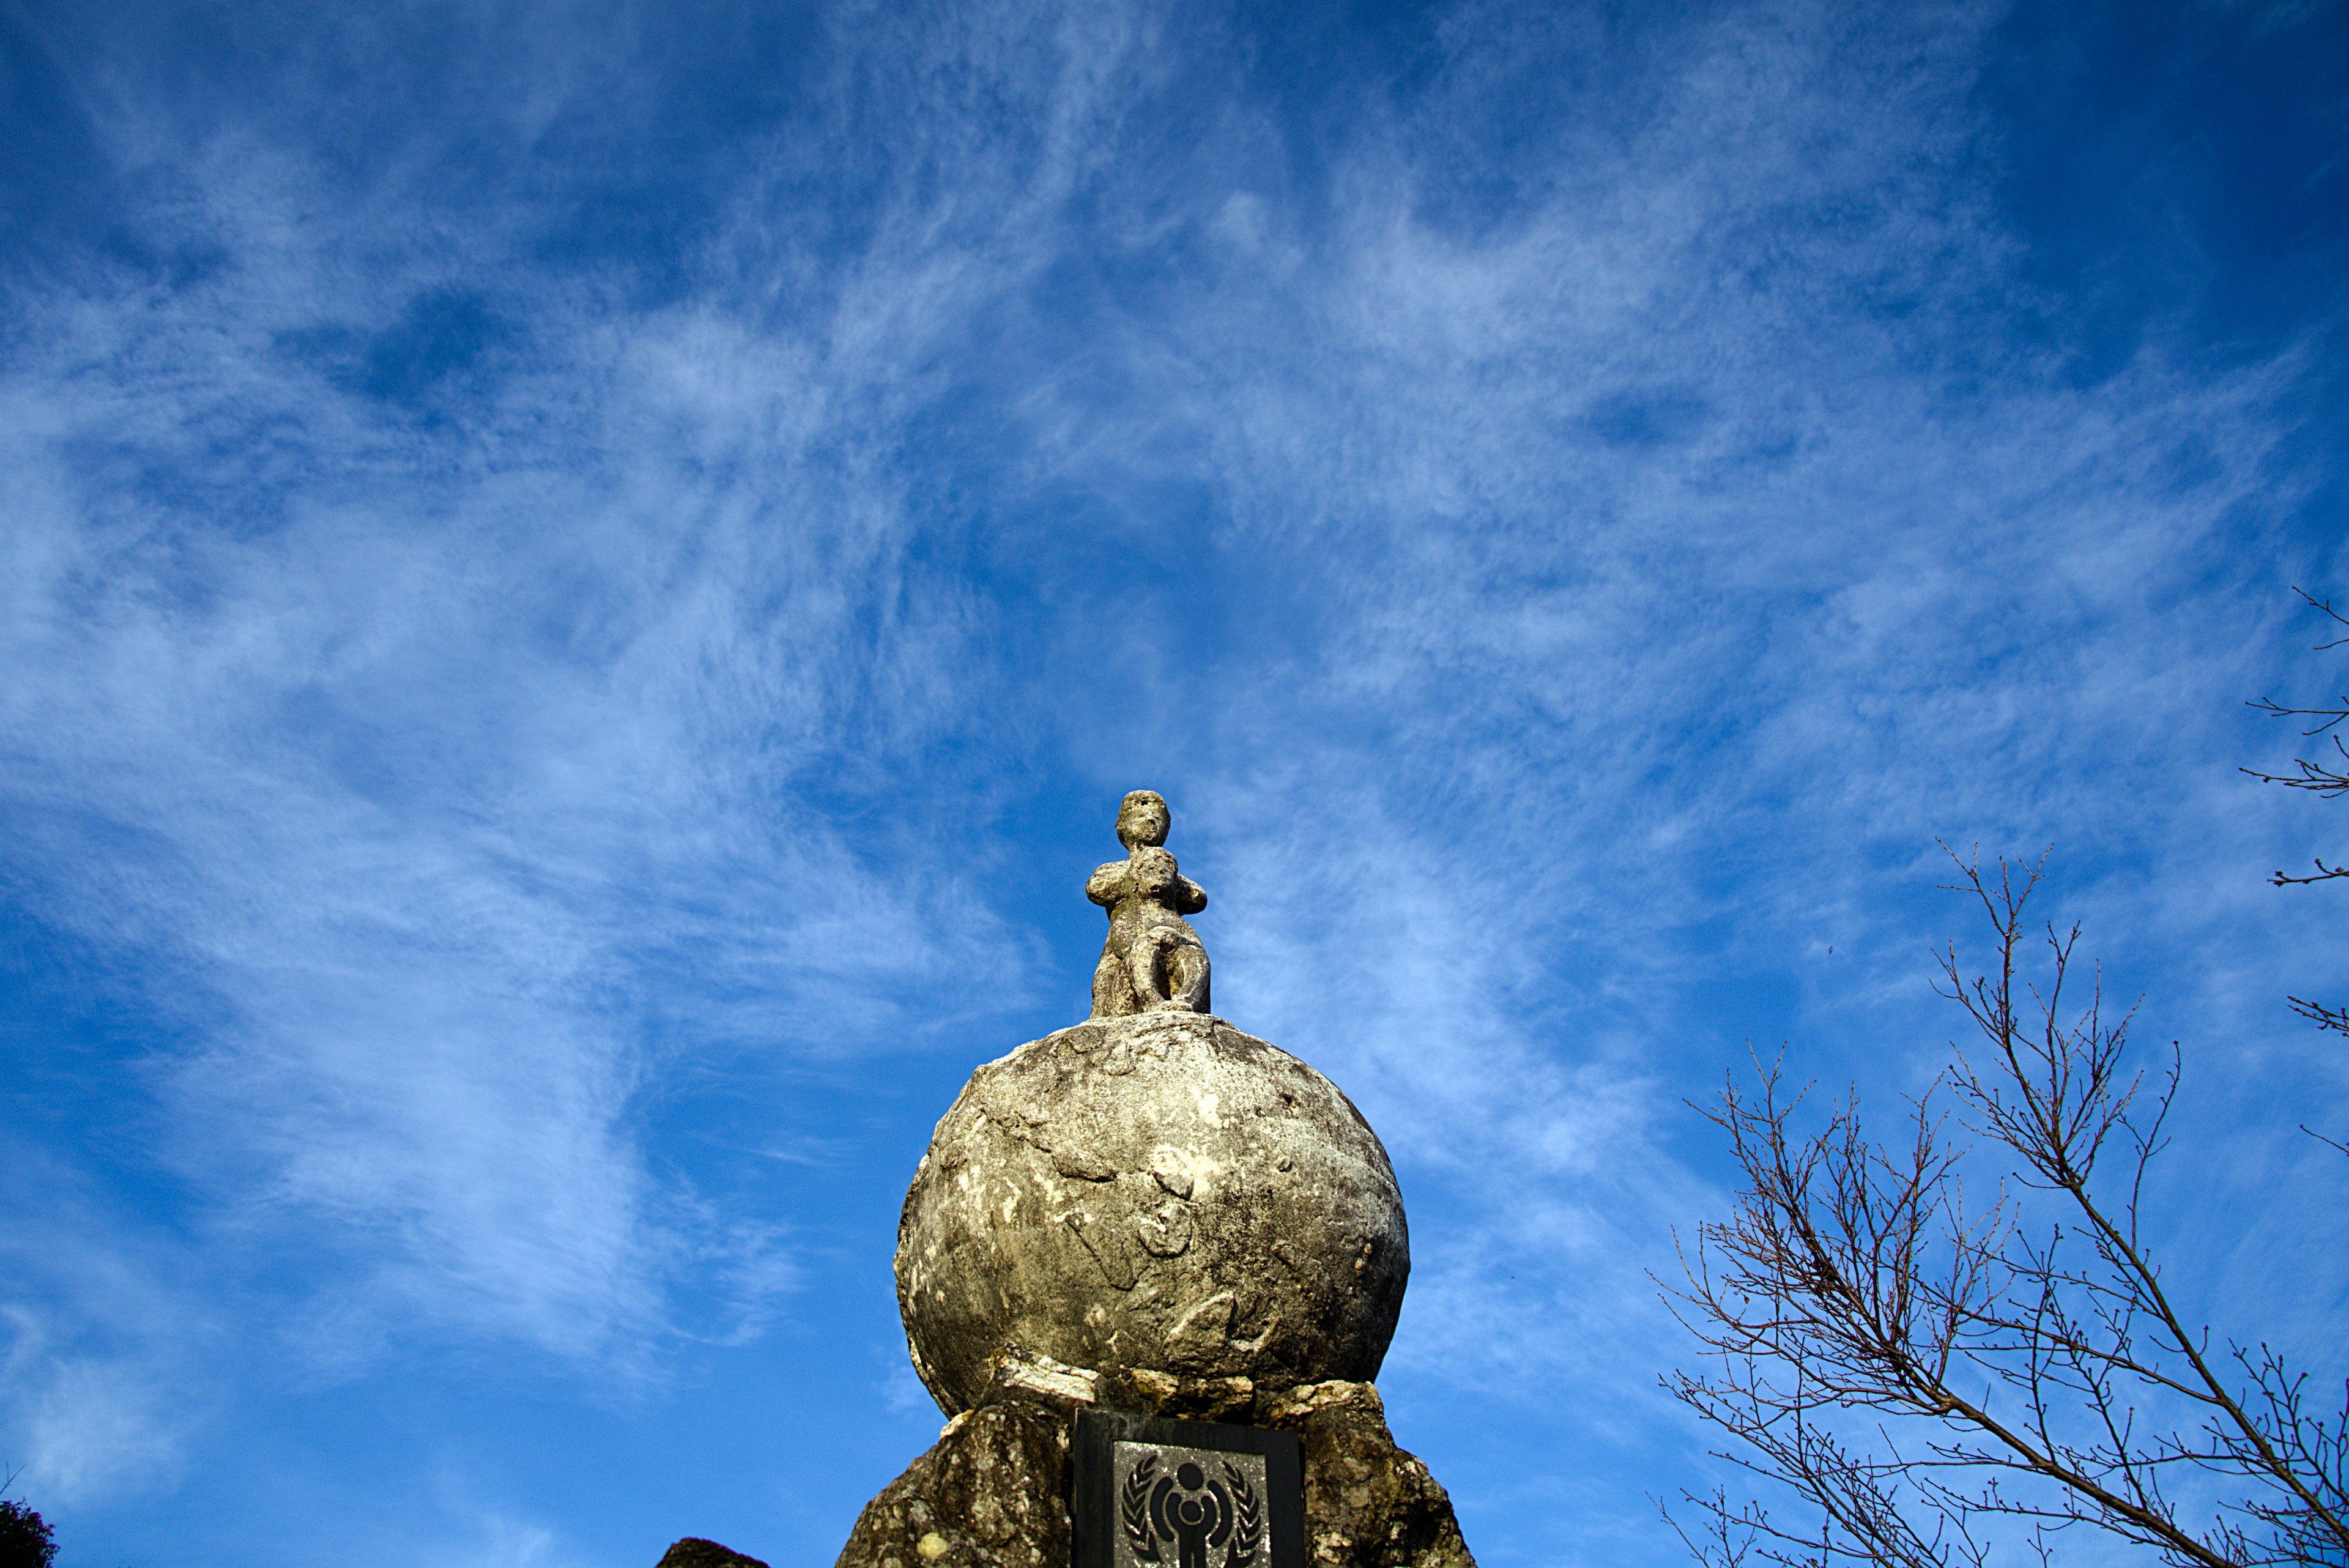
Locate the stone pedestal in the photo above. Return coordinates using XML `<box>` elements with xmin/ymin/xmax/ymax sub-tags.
<box><xmin>836</xmin><ymin>1382</ymin><xmax>1472</xmax><ymax>1568</ymax></box>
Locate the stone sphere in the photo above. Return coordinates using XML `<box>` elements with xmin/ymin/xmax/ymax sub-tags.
<box><xmin>896</xmin><ymin>1011</ymin><xmax>1409</xmax><ymax>1416</ymax></box>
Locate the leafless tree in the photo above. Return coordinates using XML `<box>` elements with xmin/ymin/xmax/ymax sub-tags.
<box><xmin>1659</xmin><ymin>850</ymin><xmax>2349</xmax><ymax>1568</ymax></box>
<box><xmin>2245</xmin><ymin>587</ymin><xmax>2349</xmax><ymax>1035</ymax></box>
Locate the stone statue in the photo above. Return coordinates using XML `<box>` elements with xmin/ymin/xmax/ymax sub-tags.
<box><xmin>820</xmin><ymin>792</ymin><xmax>1473</xmax><ymax>1568</ymax></box>
<box><xmin>1087</xmin><ymin>789</ymin><xmax>1211</xmax><ymax>1018</ymax></box>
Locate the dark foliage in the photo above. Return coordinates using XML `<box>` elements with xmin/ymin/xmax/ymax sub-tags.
<box><xmin>0</xmin><ymin>1498</ymin><xmax>56</xmax><ymax>1568</ymax></box>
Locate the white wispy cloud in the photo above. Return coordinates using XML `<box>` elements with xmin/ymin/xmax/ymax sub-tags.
<box><xmin>2</xmin><ymin>0</ymin><xmax>2342</xmax><ymax>1561</ymax></box>
<box><xmin>0</xmin><ymin>1167</ymin><xmax>212</xmax><ymax>1505</ymax></box>
<box><xmin>0</xmin><ymin>35</ymin><xmax>1095</xmax><ymax>1394</ymax></box>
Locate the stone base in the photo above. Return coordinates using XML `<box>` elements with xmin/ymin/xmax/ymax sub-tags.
<box><xmin>834</xmin><ymin>1381</ymin><xmax>1474</xmax><ymax>1568</ymax></box>
<box><xmin>656</xmin><ymin>1539</ymin><xmax>770</xmax><ymax>1568</ymax></box>
<box><xmin>839</xmin><ymin>1401</ymin><xmax>1074</xmax><ymax>1568</ymax></box>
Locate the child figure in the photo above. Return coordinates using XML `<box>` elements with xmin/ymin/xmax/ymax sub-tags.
<box><xmin>1086</xmin><ymin>790</ymin><xmax>1211</xmax><ymax>1018</ymax></box>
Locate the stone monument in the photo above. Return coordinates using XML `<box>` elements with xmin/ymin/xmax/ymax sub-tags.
<box><xmin>662</xmin><ymin>793</ymin><xmax>1475</xmax><ymax>1568</ymax></box>
<box><xmin>837</xmin><ymin>792</ymin><xmax>1474</xmax><ymax>1568</ymax></box>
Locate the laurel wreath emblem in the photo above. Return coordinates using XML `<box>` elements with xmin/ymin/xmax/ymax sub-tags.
<box><xmin>1121</xmin><ymin>1454</ymin><xmax>1163</xmax><ymax>1562</ymax></box>
<box><xmin>1224</xmin><ymin>1459</ymin><xmax>1262</xmax><ymax>1567</ymax></box>
<box><xmin>1117</xmin><ymin>1449</ymin><xmax>1264</xmax><ymax>1568</ymax></box>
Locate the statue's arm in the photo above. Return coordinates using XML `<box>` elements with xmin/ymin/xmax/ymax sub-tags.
<box><xmin>1086</xmin><ymin>863</ymin><xmax>1127</xmax><ymax>908</ymax></box>
<box><xmin>1175</xmin><ymin>875</ymin><xmax>1207</xmax><ymax>915</ymax></box>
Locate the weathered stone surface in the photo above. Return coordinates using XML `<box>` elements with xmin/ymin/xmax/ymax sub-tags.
<box><xmin>656</xmin><ymin>1539</ymin><xmax>770</xmax><ymax>1568</ymax></box>
<box><xmin>1258</xmin><ymin>1383</ymin><xmax>1475</xmax><ymax>1568</ymax></box>
<box><xmin>835</xmin><ymin>1402</ymin><xmax>1071</xmax><ymax>1568</ymax></box>
<box><xmin>839</xmin><ymin>794</ymin><xmax>1466</xmax><ymax>1568</ymax></box>
<box><xmin>896</xmin><ymin>1010</ymin><xmax>1409</xmax><ymax>1416</ymax></box>
<box><xmin>834</xmin><ymin>1384</ymin><xmax>1472</xmax><ymax>1568</ymax></box>
<box><xmin>1087</xmin><ymin>790</ymin><xmax>1211</xmax><ymax>1019</ymax></box>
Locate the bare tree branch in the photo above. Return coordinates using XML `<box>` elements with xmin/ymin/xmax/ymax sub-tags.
<box><xmin>2244</xmin><ymin>587</ymin><xmax>2349</xmax><ymax>1047</ymax></box>
<box><xmin>1661</xmin><ymin>851</ymin><xmax>2349</xmax><ymax>1568</ymax></box>
<box><xmin>2285</xmin><ymin>997</ymin><xmax>2349</xmax><ymax>1037</ymax></box>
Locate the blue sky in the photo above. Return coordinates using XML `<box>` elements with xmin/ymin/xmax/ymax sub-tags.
<box><xmin>2</xmin><ymin>1</ymin><xmax>2345</xmax><ymax>1564</ymax></box>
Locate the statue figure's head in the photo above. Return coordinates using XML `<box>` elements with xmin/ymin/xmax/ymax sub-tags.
<box><xmin>1128</xmin><ymin>845</ymin><xmax>1181</xmax><ymax>904</ymax></box>
<box><xmin>1116</xmin><ymin>789</ymin><xmax>1171</xmax><ymax>850</ymax></box>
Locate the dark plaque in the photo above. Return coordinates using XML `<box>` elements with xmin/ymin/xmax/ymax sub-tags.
<box><xmin>1072</xmin><ymin>1410</ymin><xmax>1304</xmax><ymax>1568</ymax></box>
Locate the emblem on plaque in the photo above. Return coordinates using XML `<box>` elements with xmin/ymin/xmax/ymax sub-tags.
<box><xmin>1117</xmin><ymin>1444</ymin><xmax>1265</xmax><ymax>1568</ymax></box>
<box><xmin>1074</xmin><ymin>1411</ymin><xmax>1302</xmax><ymax>1568</ymax></box>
